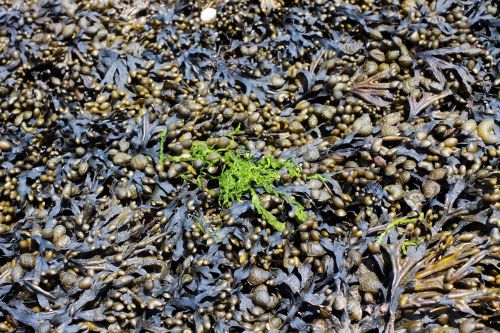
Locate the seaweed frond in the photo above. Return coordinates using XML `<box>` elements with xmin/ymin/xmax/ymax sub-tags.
<box><xmin>163</xmin><ymin>138</ymin><xmax>306</xmax><ymax>230</ymax></box>
<box><xmin>219</xmin><ymin>151</ymin><xmax>306</xmax><ymax>229</ymax></box>
<box><xmin>401</xmin><ymin>237</ymin><xmax>424</xmax><ymax>255</ymax></box>
<box><xmin>159</xmin><ymin>129</ymin><xmax>168</xmax><ymax>164</ymax></box>
<box><xmin>307</xmin><ymin>174</ymin><xmax>328</xmax><ymax>182</ymax></box>
<box><xmin>376</xmin><ymin>212</ymin><xmax>424</xmax><ymax>245</ymax></box>
<box><xmin>251</xmin><ymin>190</ymin><xmax>286</xmax><ymax>231</ymax></box>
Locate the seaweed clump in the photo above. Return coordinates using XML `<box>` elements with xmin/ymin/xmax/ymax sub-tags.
<box><xmin>0</xmin><ymin>0</ymin><xmax>498</xmax><ymax>331</ymax></box>
<box><xmin>169</xmin><ymin>141</ymin><xmax>307</xmax><ymax>231</ymax></box>
<box><xmin>221</xmin><ymin>151</ymin><xmax>307</xmax><ymax>231</ymax></box>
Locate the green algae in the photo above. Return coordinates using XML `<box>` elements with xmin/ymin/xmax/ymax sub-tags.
<box><xmin>401</xmin><ymin>237</ymin><xmax>424</xmax><ymax>255</ymax></box>
<box><xmin>376</xmin><ymin>212</ymin><xmax>424</xmax><ymax>245</ymax></box>
<box><xmin>306</xmin><ymin>174</ymin><xmax>328</xmax><ymax>182</ymax></box>
<box><xmin>162</xmin><ymin>139</ymin><xmax>307</xmax><ymax>231</ymax></box>
<box><xmin>159</xmin><ymin>128</ymin><xmax>168</xmax><ymax>164</ymax></box>
<box><xmin>220</xmin><ymin>152</ymin><xmax>306</xmax><ymax>231</ymax></box>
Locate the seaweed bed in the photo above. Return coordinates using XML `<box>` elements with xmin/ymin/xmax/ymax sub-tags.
<box><xmin>0</xmin><ymin>0</ymin><xmax>499</xmax><ymax>332</ymax></box>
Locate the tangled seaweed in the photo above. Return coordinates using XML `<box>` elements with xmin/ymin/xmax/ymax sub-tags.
<box><xmin>0</xmin><ymin>0</ymin><xmax>499</xmax><ymax>332</ymax></box>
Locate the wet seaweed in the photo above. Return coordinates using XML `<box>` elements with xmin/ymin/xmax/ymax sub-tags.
<box><xmin>0</xmin><ymin>0</ymin><xmax>498</xmax><ymax>332</ymax></box>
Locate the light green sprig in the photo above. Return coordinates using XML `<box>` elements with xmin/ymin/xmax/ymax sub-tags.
<box><xmin>376</xmin><ymin>212</ymin><xmax>424</xmax><ymax>245</ymax></box>
<box><xmin>401</xmin><ymin>237</ymin><xmax>424</xmax><ymax>255</ymax></box>
<box><xmin>306</xmin><ymin>174</ymin><xmax>328</xmax><ymax>182</ymax></box>
<box><xmin>159</xmin><ymin>129</ymin><xmax>168</xmax><ymax>164</ymax></box>
<box><xmin>161</xmin><ymin>138</ymin><xmax>306</xmax><ymax>230</ymax></box>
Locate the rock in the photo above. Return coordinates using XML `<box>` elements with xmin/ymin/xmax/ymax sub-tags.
<box><xmin>200</xmin><ymin>8</ymin><xmax>217</xmax><ymax>24</ymax></box>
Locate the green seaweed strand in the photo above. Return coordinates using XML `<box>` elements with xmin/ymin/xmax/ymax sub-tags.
<box><xmin>251</xmin><ymin>190</ymin><xmax>286</xmax><ymax>232</ymax></box>
<box><xmin>160</xmin><ymin>138</ymin><xmax>307</xmax><ymax>230</ymax></box>
<box><xmin>401</xmin><ymin>237</ymin><xmax>424</xmax><ymax>255</ymax></box>
<box><xmin>159</xmin><ymin>129</ymin><xmax>168</xmax><ymax>164</ymax></box>
<box><xmin>376</xmin><ymin>212</ymin><xmax>424</xmax><ymax>245</ymax></box>
<box><xmin>307</xmin><ymin>174</ymin><xmax>328</xmax><ymax>182</ymax></box>
<box><xmin>219</xmin><ymin>152</ymin><xmax>306</xmax><ymax>230</ymax></box>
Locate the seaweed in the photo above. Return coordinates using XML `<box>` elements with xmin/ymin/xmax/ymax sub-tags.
<box><xmin>0</xmin><ymin>0</ymin><xmax>498</xmax><ymax>331</ymax></box>
<box><xmin>158</xmin><ymin>128</ymin><xmax>168</xmax><ymax>164</ymax></box>
<box><xmin>166</xmin><ymin>141</ymin><xmax>307</xmax><ymax>230</ymax></box>
<box><xmin>376</xmin><ymin>213</ymin><xmax>424</xmax><ymax>245</ymax></box>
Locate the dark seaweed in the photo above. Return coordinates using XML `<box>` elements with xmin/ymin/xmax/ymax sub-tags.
<box><xmin>0</xmin><ymin>0</ymin><xmax>498</xmax><ymax>332</ymax></box>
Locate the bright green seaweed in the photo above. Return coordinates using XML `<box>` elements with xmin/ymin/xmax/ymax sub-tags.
<box><xmin>376</xmin><ymin>212</ymin><xmax>425</xmax><ymax>254</ymax></box>
<box><xmin>162</xmin><ymin>139</ymin><xmax>307</xmax><ymax>231</ymax></box>
<box><xmin>219</xmin><ymin>151</ymin><xmax>306</xmax><ymax>231</ymax></box>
